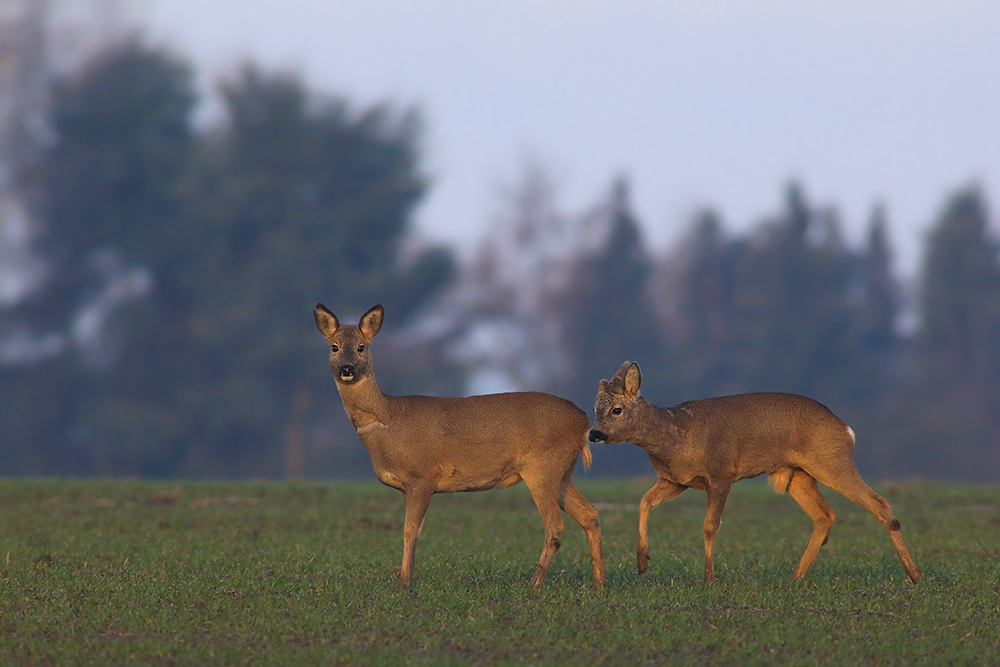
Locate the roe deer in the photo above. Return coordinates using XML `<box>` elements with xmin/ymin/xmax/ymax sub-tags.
<box><xmin>314</xmin><ymin>303</ymin><xmax>606</xmax><ymax>589</ymax></box>
<box><xmin>589</xmin><ymin>361</ymin><xmax>922</xmax><ymax>584</ymax></box>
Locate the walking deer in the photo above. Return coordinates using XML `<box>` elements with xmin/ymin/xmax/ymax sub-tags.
<box><xmin>589</xmin><ymin>361</ymin><xmax>922</xmax><ymax>584</ymax></box>
<box><xmin>314</xmin><ymin>303</ymin><xmax>606</xmax><ymax>589</ymax></box>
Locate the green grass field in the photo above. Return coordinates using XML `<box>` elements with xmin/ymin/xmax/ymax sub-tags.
<box><xmin>1</xmin><ymin>477</ymin><xmax>998</xmax><ymax>666</ymax></box>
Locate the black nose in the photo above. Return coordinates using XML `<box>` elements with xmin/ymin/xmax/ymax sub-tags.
<box><xmin>588</xmin><ymin>429</ymin><xmax>607</xmax><ymax>443</ymax></box>
<box><xmin>339</xmin><ymin>364</ymin><xmax>355</xmax><ymax>380</ymax></box>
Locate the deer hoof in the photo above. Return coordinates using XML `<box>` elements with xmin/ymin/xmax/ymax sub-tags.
<box><xmin>393</xmin><ymin>567</ymin><xmax>411</xmax><ymax>586</ymax></box>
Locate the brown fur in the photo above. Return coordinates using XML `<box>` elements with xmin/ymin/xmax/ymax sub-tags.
<box><xmin>314</xmin><ymin>303</ymin><xmax>605</xmax><ymax>589</ymax></box>
<box><xmin>590</xmin><ymin>361</ymin><xmax>922</xmax><ymax>584</ymax></box>
<box><xmin>768</xmin><ymin>467</ymin><xmax>795</xmax><ymax>494</ymax></box>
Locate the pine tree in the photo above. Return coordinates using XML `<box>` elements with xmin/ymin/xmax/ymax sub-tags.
<box><xmin>726</xmin><ymin>184</ymin><xmax>856</xmax><ymax>402</ymax></box>
<box><xmin>0</xmin><ymin>40</ymin><xmax>196</xmax><ymax>475</ymax></box>
<box><xmin>557</xmin><ymin>177</ymin><xmax>667</xmax><ymax>476</ymax></box>
<box><xmin>856</xmin><ymin>205</ymin><xmax>902</xmax><ymax>400</ymax></box>
<box><xmin>905</xmin><ymin>188</ymin><xmax>1000</xmax><ymax>478</ymax></box>
<box><xmin>659</xmin><ymin>209</ymin><xmax>739</xmax><ymax>398</ymax></box>
<box><xmin>159</xmin><ymin>65</ymin><xmax>457</xmax><ymax>477</ymax></box>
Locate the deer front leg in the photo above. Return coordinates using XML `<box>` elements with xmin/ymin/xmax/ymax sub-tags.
<box><xmin>398</xmin><ymin>486</ymin><xmax>434</xmax><ymax>586</ymax></box>
<box><xmin>702</xmin><ymin>481</ymin><xmax>732</xmax><ymax>584</ymax></box>
<box><xmin>637</xmin><ymin>478</ymin><xmax>687</xmax><ymax>575</ymax></box>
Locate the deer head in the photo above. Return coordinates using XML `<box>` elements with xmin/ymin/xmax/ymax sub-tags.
<box><xmin>589</xmin><ymin>360</ymin><xmax>642</xmax><ymax>444</ymax></box>
<box><xmin>313</xmin><ymin>303</ymin><xmax>383</xmax><ymax>385</ymax></box>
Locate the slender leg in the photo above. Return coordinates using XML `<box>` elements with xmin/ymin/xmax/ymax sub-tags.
<box><xmin>702</xmin><ymin>481</ymin><xmax>732</xmax><ymax>583</ymax></box>
<box><xmin>398</xmin><ymin>486</ymin><xmax>434</xmax><ymax>585</ymax></box>
<box><xmin>562</xmin><ymin>480</ymin><xmax>606</xmax><ymax>589</ymax></box>
<box><xmin>786</xmin><ymin>469</ymin><xmax>836</xmax><ymax>579</ymax></box>
<box><xmin>637</xmin><ymin>478</ymin><xmax>687</xmax><ymax>574</ymax></box>
<box><xmin>523</xmin><ymin>471</ymin><xmax>565</xmax><ymax>589</ymax></box>
<box><xmin>812</xmin><ymin>463</ymin><xmax>923</xmax><ymax>582</ymax></box>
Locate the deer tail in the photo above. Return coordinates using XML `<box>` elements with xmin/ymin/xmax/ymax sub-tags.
<box><xmin>768</xmin><ymin>467</ymin><xmax>794</xmax><ymax>494</ymax></box>
<box><xmin>581</xmin><ymin>440</ymin><xmax>593</xmax><ymax>472</ymax></box>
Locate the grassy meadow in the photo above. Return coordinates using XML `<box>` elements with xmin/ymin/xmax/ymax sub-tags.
<box><xmin>0</xmin><ymin>477</ymin><xmax>998</xmax><ymax>665</ymax></box>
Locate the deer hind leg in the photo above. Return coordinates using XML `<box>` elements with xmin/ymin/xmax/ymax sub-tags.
<box><xmin>785</xmin><ymin>469</ymin><xmax>836</xmax><ymax>579</ymax></box>
<box><xmin>813</xmin><ymin>462</ymin><xmax>923</xmax><ymax>583</ymax></box>
<box><xmin>702</xmin><ymin>481</ymin><xmax>732</xmax><ymax>584</ymax></box>
<box><xmin>398</xmin><ymin>485</ymin><xmax>434</xmax><ymax>585</ymax></box>
<box><xmin>561</xmin><ymin>479</ymin><xmax>606</xmax><ymax>589</ymax></box>
<box><xmin>637</xmin><ymin>478</ymin><xmax>687</xmax><ymax>575</ymax></box>
<box><xmin>523</xmin><ymin>470</ymin><xmax>566</xmax><ymax>589</ymax></box>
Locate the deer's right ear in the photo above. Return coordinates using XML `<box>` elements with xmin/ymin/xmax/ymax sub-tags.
<box><xmin>314</xmin><ymin>303</ymin><xmax>340</xmax><ymax>338</ymax></box>
<box><xmin>359</xmin><ymin>304</ymin><xmax>384</xmax><ymax>341</ymax></box>
<box><xmin>613</xmin><ymin>360</ymin><xmax>632</xmax><ymax>380</ymax></box>
<box><xmin>624</xmin><ymin>363</ymin><xmax>642</xmax><ymax>396</ymax></box>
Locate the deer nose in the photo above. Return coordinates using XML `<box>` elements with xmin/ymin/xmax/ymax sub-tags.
<box><xmin>338</xmin><ymin>364</ymin><xmax>356</xmax><ymax>381</ymax></box>
<box><xmin>588</xmin><ymin>429</ymin><xmax>608</xmax><ymax>443</ymax></box>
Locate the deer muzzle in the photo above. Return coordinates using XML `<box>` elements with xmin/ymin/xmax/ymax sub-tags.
<box><xmin>338</xmin><ymin>364</ymin><xmax>356</xmax><ymax>382</ymax></box>
<box><xmin>588</xmin><ymin>429</ymin><xmax>608</xmax><ymax>444</ymax></box>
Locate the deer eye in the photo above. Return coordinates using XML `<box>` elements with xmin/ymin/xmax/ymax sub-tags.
<box><xmin>611</xmin><ymin>407</ymin><xmax>623</xmax><ymax>416</ymax></box>
<box><xmin>331</xmin><ymin>344</ymin><xmax>339</xmax><ymax>352</ymax></box>
<box><xmin>357</xmin><ymin>344</ymin><xmax>365</xmax><ymax>353</ymax></box>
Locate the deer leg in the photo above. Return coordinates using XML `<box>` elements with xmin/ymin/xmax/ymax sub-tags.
<box><xmin>561</xmin><ymin>480</ymin><xmax>607</xmax><ymax>589</ymax></box>
<box><xmin>637</xmin><ymin>478</ymin><xmax>687</xmax><ymax>575</ymax></box>
<box><xmin>702</xmin><ymin>481</ymin><xmax>732</xmax><ymax>584</ymax></box>
<box><xmin>523</xmin><ymin>472</ymin><xmax>565</xmax><ymax>589</ymax></box>
<box><xmin>786</xmin><ymin>469</ymin><xmax>836</xmax><ymax>579</ymax></box>
<box><xmin>398</xmin><ymin>485</ymin><xmax>434</xmax><ymax>586</ymax></box>
<box><xmin>813</xmin><ymin>463</ymin><xmax>923</xmax><ymax>583</ymax></box>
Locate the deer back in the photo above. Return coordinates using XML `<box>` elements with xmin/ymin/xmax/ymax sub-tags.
<box><xmin>359</xmin><ymin>392</ymin><xmax>589</xmax><ymax>492</ymax></box>
<box><xmin>658</xmin><ymin>393</ymin><xmax>851</xmax><ymax>480</ymax></box>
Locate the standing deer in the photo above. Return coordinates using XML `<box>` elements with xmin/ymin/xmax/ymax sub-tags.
<box><xmin>589</xmin><ymin>361</ymin><xmax>922</xmax><ymax>584</ymax></box>
<box><xmin>314</xmin><ymin>303</ymin><xmax>606</xmax><ymax>589</ymax></box>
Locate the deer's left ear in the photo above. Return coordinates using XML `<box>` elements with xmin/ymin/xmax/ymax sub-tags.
<box><xmin>624</xmin><ymin>363</ymin><xmax>641</xmax><ymax>396</ymax></box>
<box><xmin>359</xmin><ymin>304</ymin><xmax>384</xmax><ymax>341</ymax></box>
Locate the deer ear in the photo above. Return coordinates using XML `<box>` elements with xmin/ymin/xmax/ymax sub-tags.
<box><xmin>613</xmin><ymin>360</ymin><xmax>632</xmax><ymax>380</ymax></box>
<box><xmin>624</xmin><ymin>363</ymin><xmax>641</xmax><ymax>396</ymax></box>
<box><xmin>359</xmin><ymin>304</ymin><xmax>384</xmax><ymax>340</ymax></box>
<box><xmin>314</xmin><ymin>303</ymin><xmax>340</xmax><ymax>339</ymax></box>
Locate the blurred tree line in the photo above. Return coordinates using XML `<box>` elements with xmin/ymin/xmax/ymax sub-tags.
<box><xmin>456</xmin><ymin>167</ymin><xmax>1000</xmax><ymax>481</ymax></box>
<box><xmin>1</xmin><ymin>37</ymin><xmax>999</xmax><ymax>480</ymax></box>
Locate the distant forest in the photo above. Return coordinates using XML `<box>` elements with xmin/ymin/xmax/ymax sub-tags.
<box><xmin>2</xmin><ymin>37</ymin><xmax>999</xmax><ymax>481</ymax></box>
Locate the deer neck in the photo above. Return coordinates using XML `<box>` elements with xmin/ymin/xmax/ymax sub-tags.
<box><xmin>631</xmin><ymin>397</ymin><xmax>685</xmax><ymax>453</ymax></box>
<box><xmin>336</xmin><ymin>373</ymin><xmax>391</xmax><ymax>433</ymax></box>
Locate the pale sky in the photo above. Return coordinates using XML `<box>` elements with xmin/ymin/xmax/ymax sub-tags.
<box><xmin>141</xmin><ymin>0</ymin><xmax>1000</xmax><ymax>277</ymax></box>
